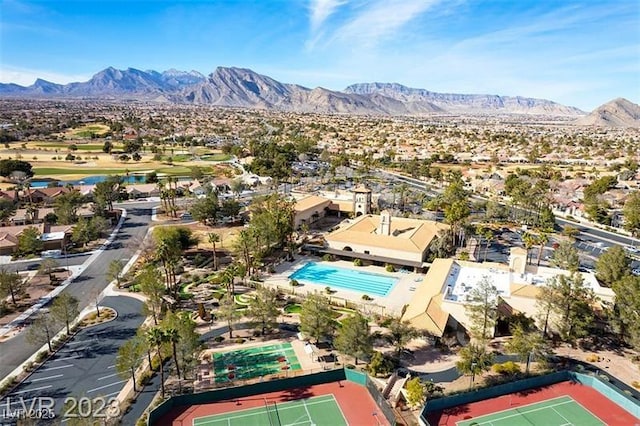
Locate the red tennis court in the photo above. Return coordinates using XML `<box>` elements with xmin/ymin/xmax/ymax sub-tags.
<box><xmin>156</xmin><ymin>380</ymin><xmax>389</xmax><ymax>426</ymax></box>
<box><xmin>426</xmin><ymin>380</ymin><xmax>638</xmax><ymax>425</ymax></box>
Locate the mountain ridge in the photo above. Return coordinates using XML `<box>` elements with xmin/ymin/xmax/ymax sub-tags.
<box><xmin>0</xmin><ymin>66</ymin><xmax>597</xmax><ymax>117</ymax></box>
<box><xmin>574</xmin><ymin>98</ymin><xmax>640</xmax><ymax>128</ymax></box>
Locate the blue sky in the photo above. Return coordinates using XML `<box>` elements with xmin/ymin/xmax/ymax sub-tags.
<box><xmin>1</xmin><ymin>0</ymin><xmax>638</xmax><ymax>110</ymax></box>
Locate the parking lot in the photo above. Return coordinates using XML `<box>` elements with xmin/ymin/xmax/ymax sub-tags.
<box><xmin>0</xmin><ymin>296</ymin><xmax>143</xmax><ymax>422</ymax></box>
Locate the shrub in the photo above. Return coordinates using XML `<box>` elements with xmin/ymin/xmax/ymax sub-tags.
<box><xmin>492</xmin><ymin>361</ymin><xmax>521</xmax><ymax>375</ymax></box>
<box><xmin>35</xmin><ymin>351</ymin><xmax>48</xmax><ymax>363</ymax></box>
<box><xmin>289</xmin><ymin>279</ymin><xmax>299</xmax><ymax>287</ymax></box>
<box><xmin>632</xmin><ymin>381</ymin><xmax>640</xmax><ymax>389</ymax></box>
<box><xmin>385</xmin><ymin>264</ymin><xmax>395</xmax><ymax>272</ymax></box>
<box><xmin>368</xmin><ymin>351</ymin><xmax>395</xmax><ymax>377</ymax></box>
<box><xmin>322</xmin><ymin>254</ymin><xmax>334</xmax><ymax>262</ymax></box>
<box><xmin>353</xmin><ymin>258</ymin><xmax>363</xmax><ymax>267</ymax></box>
<box><xmin>234</xmin><ymin>338</ymin><xmax>245</xmax><ymax>344</ymax></box>
<box><xmin>150</xmin><ymin>356</ymin><xmax>161</xmax><ymax>371</ymax></box>
<box><xmin>214</xmin><ymin>336</ymin><xmax>225</xmax><ymax>343</ymax></box>
<box><xmin>362</xmin><ymin>294</ymin><xmax>373</xmax><ymax>301</ymax></box>
<box><xmin>585</xmin><ymin>354</ymin><xmax>600</xmax><ymax>363</ymax></box>
<box><xmin>139</xmin><ymin>371</ymin><xmax>153</xmax><ymax>386</ymax></box>
<box><xmin>325</xmin><ymin>286</ymin><xmax>334</xmax><ymax>294</ymax></box>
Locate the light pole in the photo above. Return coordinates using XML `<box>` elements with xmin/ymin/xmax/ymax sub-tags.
<box><xmin>470</xmin><ymin>361</ymin><xmax>477</xmax><ymax>390</ymax></box>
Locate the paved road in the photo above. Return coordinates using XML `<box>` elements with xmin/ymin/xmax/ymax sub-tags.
<box><xmin>0</xmin><ymin>296</ymin><xmax>144</xmax><ymax>424</ymax></box>
<box><xmin>3</xmin><ymin>253</ymin><xmax>91</xmax><ymax>274</ymax></box>
<box><xmin>0</xmin><ymin>206</ymin><xmax>152</xmax><ymax>380</ymax></box>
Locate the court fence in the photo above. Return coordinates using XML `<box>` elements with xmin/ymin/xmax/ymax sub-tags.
<box><xmin>419</xmin><ymin>370</ymin><xmax>640</xmax><ymax>426</ymax></box>
<box><xmin>148</xmin><ymin>367</ymin><xmax>392</xmax><ymax>425</ymax></box>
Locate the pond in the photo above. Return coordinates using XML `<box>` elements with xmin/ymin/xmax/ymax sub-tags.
<box><xmin>28</xmin><ymin>174</ymin><xmax>193</xmax><ymax>188</ymax></box>
<box><xmin>28</xmin><ymin>174</ymin><xmax>147</xmax><ymax>188</ymax></box>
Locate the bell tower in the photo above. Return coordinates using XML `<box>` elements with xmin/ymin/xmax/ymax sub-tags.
<box><xmin>352</xmin><ymin>184</ymin><xmax>372</xmax><ymax>216</ymax></box>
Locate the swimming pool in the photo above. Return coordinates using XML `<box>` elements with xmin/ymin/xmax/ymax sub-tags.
<box><xmin>289</xmin><ymin>262</ymin><xmax>398</xmax><ymax>297</ymax></box>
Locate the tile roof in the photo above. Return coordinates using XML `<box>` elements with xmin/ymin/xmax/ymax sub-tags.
<box><xmin>326</xmin><ymin>214</ymin><xmax>449</xmax><ymax>253</ymax></box>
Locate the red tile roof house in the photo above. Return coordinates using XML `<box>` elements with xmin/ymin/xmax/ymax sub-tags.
<box><xmin>24</xmin><ymin>187</ymin><xmax>70</xmax><ymax>205</ymax></box>
<box><xmin>0</xmin><ymin>224</ymin><xmax>72</xmax><ymax>256</ymax></box>
<box><xmin>125</xmin><ymin>183</ymin><xmax>160</xmax><ymax>199</ymax></box>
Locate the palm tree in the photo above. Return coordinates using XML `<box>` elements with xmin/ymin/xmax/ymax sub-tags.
<box><xmin>208</xmin><ymin>233</ymin><xmax>221</xmax><ymax>271</ymax></box>
<box><xmin>164</xmin><ymin>327</ymin><xmax>182</xmax><ymax>380</ymax></box>
<box><xmin>222</xmin><ymin>263</ymin><xmax>238</xmax><ymax>295</ymax></box>
<box><xmin>156</xmin><ymin>181</ymin><xmax>167</xmax><ymax>212</ymax></box>
<box><xmin>522</xmin><ymin>232</ymin><xmax>536</xmax><ymax>265</ymax></box>
<box><xmin>535</xmin><ymin>233</ymin><xmax>549</xmax><ymax>266</ymax></box>
<box><xmin>146</xmin><ymin>328</ymin><xmax>167</xmax><ymax>398</ymax></box>
<box><xmin>483</xmin><ymin>229</ymin><xmax>495</xmax><ymax>262</ymax></box>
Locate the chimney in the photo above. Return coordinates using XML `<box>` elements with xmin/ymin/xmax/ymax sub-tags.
<box><xmin>379</xmin><ymin>210</ymin><xmax>391</xmax><ymax>236</ymax></box>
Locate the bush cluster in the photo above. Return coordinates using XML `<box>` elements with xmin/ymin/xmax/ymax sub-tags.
<box><xmin>492</xmin><ymin>361</ymin><xmax>521</xmax><ymax>375</ymax></box>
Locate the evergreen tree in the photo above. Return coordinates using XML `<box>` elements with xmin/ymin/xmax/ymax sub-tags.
<box><xmin>596</xmin><ymin>245</ymin><xmax>630</xmax><ymax>286</ymax></box>
<box><xmin>455</xmin><ymin>344</ymin><xmax>494</xmax><ymax>389</ymax></box>
<box><xmin>540</xmin><ymin>273</ymin><xmax>597</xmax><ymax>342</ymax></box>
<box><xmin>386</xmin><ymin>317</ymin><xmax>419</xmax><ymax>355</ymax></box>
<box><xmin>551</xmin><ymin>241</ymin><xmax>580</xmax><ymax>271</ymax></box>
<box><xmin>465</xmin><ymin>276</ymin><xmax>500</xmax><ymax>341</ymax></box>
<box><xmin>335</xmin><ymin>313</ymin><xmax>372</xmax><ymax>365</ymax></box>
<box><xmin>138</xmin><ymin>265</ymin><xmax>165</xmax><ymax>325</ymax></box>
<box><xmin>218</xmin><ymin>293</ymin><xmax>241</xmax><ymax>339</ymax></box>
<box><xmin>300</xmin><ymin>293</ymin><xmax>335</xmax><ymax>343</ymax></box>
<box><xmin>247</xmin><ymin>286</ymin><xmax>280</xmax><ymax>336</ymax></box>
<box><xmin>623</xmin><ymin>192</ymin><xmax>640</xmax><ymax>237</ymax></box>
<box><xmin>611</xmin><ymin>274</ymin><xmax>640</xmax><ymax>350</ymax></box>
<box><xmin>504</xmin><ymin>324</ymin><xmax>547</xmax><ymax>374</ymax></box>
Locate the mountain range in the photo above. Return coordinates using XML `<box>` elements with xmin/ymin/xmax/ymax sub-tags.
<box><xmin>1</xmin><ymin>66</ymin><xmax>636</xmax><ymax>124</ymax></box>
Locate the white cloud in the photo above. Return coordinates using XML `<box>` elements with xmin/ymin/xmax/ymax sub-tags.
<box><xmin>309</xmin><ymin>0</ymin><xmax>347</xmax><ymax>32</ymax></box>
<box><xmin>0</xmin><ymin>66</ymin><xmax>89</xmax><ymax>86</ymax></box>
<box><xmin>326</xmin><ymin>0</ymin><xmax>441</xmax><ymax>48</ymax></box>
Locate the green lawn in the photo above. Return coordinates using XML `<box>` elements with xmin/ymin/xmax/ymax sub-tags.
<box><xmin>284</xmin><ymin>304</ymin><xmax>302</xmax><ymax>314</ymax></box>
<box><xmin>35</xmin><ymin>143</ymin><xmax>115</xmax><ymax>151</ymax></box>
<box><xmin>201</xmin><ymin>153</ymin><xmax>231</xmax><ymax>161</ymax></box>
<box><xmin>156</xmin><ymin>166</ymin><xmax>192</xmax><ymax>175</ymax></box>
<box><xmin>33</xmin><ymin>167</ymin><xmax>134</xmax><ymax>176</ymax></box>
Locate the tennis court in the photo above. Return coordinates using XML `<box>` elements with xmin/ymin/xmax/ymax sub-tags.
<box><xmin>192</xmin><ymin>394</ymin><xmax>347</xmax><ymax>426</ymax></box>
<box><xmin>213</xmin><ymin>343</ymin><xmax>302</xmax><ymax>383</ymax></box>
<box><xmin>456</xmin><ymin>395</ymin><xmax>605</xmax><ymax>426</ymax></box>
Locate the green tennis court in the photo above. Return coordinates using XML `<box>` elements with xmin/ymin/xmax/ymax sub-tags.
<box><xmin>192</xmin><ymin>394</ymin><xmax>347</xmax><ymax>426</ymax></box>
<box><xmin>456</xmin><ymin>395</ymin><xmax>605</xmax><ymax>426</ymax></box>
<box><xmin>213</xmin><ymin>342</ymin><xmax>302</xmax><ymax>383</ymax></box>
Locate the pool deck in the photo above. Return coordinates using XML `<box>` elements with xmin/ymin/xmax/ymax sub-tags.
<box><xmin>264</xmin><ymin>257</ymin><xmax>422</xmax><ymax>316</ymax></box>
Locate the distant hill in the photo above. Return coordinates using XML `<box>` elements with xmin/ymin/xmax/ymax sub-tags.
<box><xmin>344</xmin><ymin>82</ymin><xmax>584</xmax><ymax>116</ymax></box>
<box><xmin>0</xmin><ymin>66</ymin><xmax>587</xmax><ymax>117</ymax></box>
<box><xmin>575</xmin><ymin>98</ymin><xmax>640</xmax><ymax>128</ymax></box>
